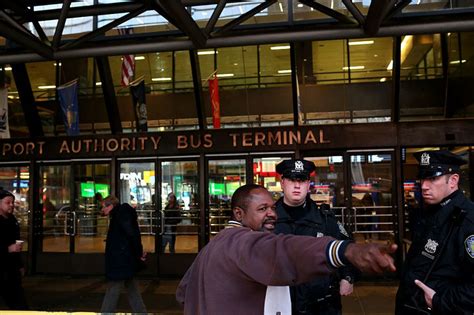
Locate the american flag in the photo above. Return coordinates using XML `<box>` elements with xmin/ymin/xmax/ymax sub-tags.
<box><xmin>118</xmin><ymin>28</ymin><xmax>135</xmax><ymax>87</ymax></box>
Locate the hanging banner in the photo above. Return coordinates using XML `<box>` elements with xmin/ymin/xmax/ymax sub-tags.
<box><xmin>296</xmin><ymin>73</ymin><xmax>304</xmax><ymax>125</ymax></box>
<box><xmin>118</xmin><ymin>28</ymin><xmax>135</xmax><ymax>87</ymax></box>
<box><xmin>57</xmin><ymin>79</ymin><xmax>79</xmax><ymax>136</ymax></box>
<box><xmin>0</xmin><ymin>88</ymin><xmax>10</xmax><ymax>139</ymax></box>
<box><xmin>130</xmin><ymin>78</ymin><xmax>148</xmax><ymax>132</ymax></box>
<box><xmin>208</xmin><ymin>75</ymin><xmax>221</xmax><ymax>129</ymax></box>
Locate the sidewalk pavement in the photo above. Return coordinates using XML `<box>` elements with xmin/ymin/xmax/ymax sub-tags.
<box><xmin>0</xmin><ymin>276</ymin><xmax>399</xmax><ymax>314</ymax></box>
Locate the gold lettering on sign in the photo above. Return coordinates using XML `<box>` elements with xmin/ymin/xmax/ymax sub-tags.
<box><xmin>60</xmin><ymin>141</ymin><xmax>70</xmax><ymax>154</ymax></box>
<box><xmin>320</xmin><ymin>130</ymin><xmax>330</xmax><ymax>143</ymax></box>
<box><xmin>95</xmin><ymin>139</ymin><xmax>105</xmax><ymax>152</ymax></box>
<box><xmin>13</xmin><ymin>143</ymin><xmax>24</xmax><ymax>155</ymax></box>
<box><xmin>268</xmin><ymin>131</ymin><xmax>281</xmax><ymax>145</ymax></box>
<box><xmin>71</xmin><ymin>140</ymin><xmax>81</xmax><ymax>153</ymax></box>
<box><xmin>289</xmin><ymin>131</ymin><xmax>300</xmax><ymax>144</ymax></box>
<box><xmin>25</xmin><ymin>142</ymin><xmax>35</xmax><ymax>155</ymax></box>
<box><xmin>203</xmin><ymin>134</ymin><xmax>213</xmax><ymax>148</ymax></box>
<box><xmin>229</xmin><ymin>133</ymin><xmax>239</xmax><ymax>147</ymax></box>
<box><xmin>2</xmin><ymin>143</ymin><xmax>11</xmax><ymax>156</ymax></box>
<box><xmin>138</xmin><ymin>137</ymin><xmax>147</xmax><ymax>150</ymax></box>
<box><xmin>37</xmin><ymin>141</ymin><xmax>45</xmax><ymax>155</ymax></box>
<box><xmin>83</xmin><ymin>139</ymin><xmax>92</xmax><ymax>152</ymax></box>
<box><xmin>121</xmin><ymin>138</ymin><xmax>131</xmax><ymax>151</ymax></box>
<box><xmin>242</xmin><ymin>133</ymin><xmax>252</xmax><ymax>147</ymax></box>
<box><xmin>255</xmin><ymin>132</ymin><xmax>265</xmax><ymax>146</ymax></box>
<box><xmin>304</xmin><ymin>130</ymin><xmax>317</xmax><ymax>144</ymax></box>
<box><xmin>106</xmin><ymin>139</ymin><xmax>119</xmax><ymax>152</ymax></box>
<box><xmin>177</xmin><ymin>135</ymin><xmax>188</xmax><ymax>149</ymax></box>
<box><xmin>150</xmin><ymin>136</ymin><xmax>161</xmax><ymax>150</ymax></box>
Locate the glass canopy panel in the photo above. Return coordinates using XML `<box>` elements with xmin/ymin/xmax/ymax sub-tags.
<box><xmin>402</xmin><ymin>0</ymin><xmax>474</xmax><ymax>13</ymax></box>
<box><xmin>348</xmin><ymin>37</ymin><xmax>393</xmax><ymax>83</ymax></box>
<box><xmin>312</xmin><ymin>39</ymin><xmax>348</xmax><ymax>84</ymax></box>
<box><xmin>293</xmin><ymin>0</ymin><xmax>372</xmax><ymax>21</ymax></box>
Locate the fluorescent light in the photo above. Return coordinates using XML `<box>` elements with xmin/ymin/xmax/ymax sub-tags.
<box><xmin>96</xmin><ymin>82</ymin><xmax>102</xmax><ymax>86</ymax></box>
<box><xmin>380</xmin><ymin>78</ymin><xmax>387</xmax><ymax>82</ymax></box>
<box><xmin>297</xmin><ymin>3</ymin><xmax>303</xmax><ymax>7</ymax></box>
<box><xmin>38</xmin><ymin>85</ymin><xmax>56</xmax><ymax>89</ymax></box>
<box><xmin>198</xmin><ymin>50</ymin><xmax>217</xmax><ymax>55</ymax></box>
<box><xmin>387</xmin><ymin>60</ymin><xmax>393</xmax><ymax>71</ymax></box>
<box><xmin>3</xmin><ymin>66</ymin><xmax>12</xmax><ymax>71</ymax></box>
<box><xmin>450</xmin><ymin>60</ymin><xmax>466</xmax><ymax>64</ymax></box>
<box><xmin>271</xmin><ymin>45</ymin><xmax>290</xmax><ymax>50</ymax></box>
<box><xmin>348</xmin><ymin>40</ymin><xmax>374</xmax><ymax>46</ymax></box>
<box><xmin>342</xmin><ymin>66</ymin><xmax>365</xmax><ymax>70</ymax></box>
<box><xmin>216</xmin><ymin>73</ymin><xmax>234</xmax><ymax>78</ymax></box>
<box><xmin>54</xmin><ymin>62</ymin><xmax>62</xmax><ymax>67</ymax></box>
<box><xmin>152</xmin><ymin>77</ymin><xmax>172</xmax><ymax>81</ymax></box>
<box><xmin>278</xmin><ymin>69</ymin><xmax>292</xmax><ymax>74</ymax></box>
<box><xmin>134</xmin><ymin>56</ymin><xmax>145</xmax><ymax>60</ymax></box>
<box><xmin>279</xmin><ymin>2</ymin><xmax>283</xmax><ymax>12</ymax></box>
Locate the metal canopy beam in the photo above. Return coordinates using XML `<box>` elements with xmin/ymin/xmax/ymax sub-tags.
<box><xmin>299</xmin><ymin>0</ymin><xmax>356</xmax><ymax>24</ymax></box>
<box><xmin>11</xmin><ymin>63</ymin><xmax>44</xmax><ymax>137</ymax></box>
<box><xmin>1</xmin><ymin>14</ymin><xmax>474</xmax><ymax>64</ymax></box>
<box><xmin>213</xmin><ymin>0</ymin><xmax>277</xmax><ymax>35</ymax></box>
<box><xmin>52</xmin><ymin>0</ymin><xmax>72</xmax><ymax>49</ymax></box>
<box><xmin>364</xmin><ymin>0</ymin><xmax>397</xmax><ymax>36</ymax></box>
<box><xmin>205</xmin><ymin>0</ymin><xmax>227</xmax><ymax>36</ymax></box>
<box><xmin>96</xmin><ymin>56</ymin><xmax>123</xmax><ymax>134</ymax></box>
<box><xmin>341</xmin><ymin>0</ymin><xmax>365</xmax><ymax>26</ymax></box>
<box><xmin>60</xmin><ymin>5</ymin><xmax>148</xmax><ymax>50</ymax></box>
<box><xmin>0</xmin><ymin>20</ymin><xmax>53</xmax><ymax>58</ymax></box>
<box><xmin>157</xmin><ymin>0</ymin><xmax>207</xmax><ymax>48</ymax></box>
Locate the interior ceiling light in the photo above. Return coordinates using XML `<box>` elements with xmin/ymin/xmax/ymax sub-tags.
<box><xmin>348</xmin><ymin>40</ymin><xmax>374</xmax><ymax>46</ymax></box>
<box><xmin>279</xmin><ymin>2</ymin><xmax>283</xmax><ymax>12</ymax></box>
<box><xmin>342</xmin><ymin>66</ymin><xmax>365</xmax><ymax>70</ymax></box>
<box><xmin>450</xmin><ymin>60</ymin><xmax>466</xmax><ymax>64</ymax></box>
<box><xmin>3</xmin><ymin>66</ymin><xmax>12</xmax><ymax>71</ymax></box>
<box><xmin>38</xmin><ymin>85</ymin><xmax>56</xmax><ymax>89</ymax></box>
<box><xmin>95</xmin><ymin>82</ymin><xmax>102</xmax><ymax>86</ymax></box>
<box><xmin>152</xmin><ymin>77</ymin><xmax>172</xmax><ymax>81</ymax></box>
<box><xmin>380</xmin><ymin>78</ymin><xmax>387</xmax><ymax>82</ymax></box>
<box><xmin>198</xmin><ymin>50</ymin><xmax>217</xmax><ymax>55</ymax></box>
<box><xmin>271</xmin><ymin>45</ymin><xmax>290</xmax><ymax>50</ymax></box>
<box><xmin>216</xmin><ymin>73</ymin><xmax>234</xmax><ymax>78</ymax></box>
<box><xmin>386</xmin><ymin>60</ymin><xmax>393</xmax><ymax>71</ymax></box>
<box><xmin>277</xmin><ymin>69</ymin><xmax>292</xmax><ymax>74</ymax></box>
<box><xmin>134</xmin><ymin>56</ymin><xmax>145</xmax><ymax>60</ymax></box>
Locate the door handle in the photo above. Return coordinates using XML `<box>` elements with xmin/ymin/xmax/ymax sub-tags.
<box><xmin>159</xmin><ymin>210</ymin><xmax>165</xmax><ymax>235</ymax></box>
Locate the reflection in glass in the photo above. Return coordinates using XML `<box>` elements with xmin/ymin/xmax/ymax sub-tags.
<box><xmin>74</xmin><ymin>163</ymin><xmax>110</xmax><ymax>253</ymax></box>
<box><xmin>208</xmin><ymin>159</ymin><xmax>246</xmax><ymax>236</ymax></box>
<box><xmin>40</xmin><ymin>165</ymin><xmax>71</xmax><ymax>253</ymax></box>
<box><xmin>350</xmin><ymin>153</ymin><xmax>394</xmax><ymax>243</ymax></box>
<box><xmin>120</xmin><ymin>162</ymin><xmax>156</xmax><ymax>253</ymax></box>
<box><xmin>253</xmin><ymin>157</ymin><xmax>284</xmax><ymax>200</ymax></box>
<box><xmin>161</xmin><ymin>161</ymin><xmax>199</xmax><ymax>254</ymax></box>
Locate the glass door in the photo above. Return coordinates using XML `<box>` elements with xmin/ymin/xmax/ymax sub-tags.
<box><xmin>37</xmin><ymin>162</ymin><xmax>111</xmax><ymax>274</ymax></box>
<box><xmin>348</xmin><ymin>150</ymin><xmax>396</xmax><ymax>243</ymax></box>
<box><xmin>208</xmin><ymin>159</ymin><xmax>246</xmax><ymax>237</ymax></box>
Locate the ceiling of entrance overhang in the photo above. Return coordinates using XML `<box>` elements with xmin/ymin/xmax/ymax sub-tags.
<box><xmin>0</xmin><ymin>0</ymin><xmax>474</xmax><ymax>63</ymax></box>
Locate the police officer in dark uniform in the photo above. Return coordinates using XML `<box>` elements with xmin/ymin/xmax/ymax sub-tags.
<box><xmin>274</xmin><ymin>159</ymin><xmax>357</xmax><ymax>315</ymax></box>
<box><xmin>395</xmin><ymin>150</ymin><xmax>474</xmax><ymax>314</ymax></box>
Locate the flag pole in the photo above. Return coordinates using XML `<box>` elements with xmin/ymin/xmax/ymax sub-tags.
<box><xmin>203</xmin><ymin>69</ymin><xmax>218</xmax><ymax>82</ymax></box>
<box><xmin>129</xmin><ymin>75</ymin><xmax>145</xmax><ymax>86</ymax></box>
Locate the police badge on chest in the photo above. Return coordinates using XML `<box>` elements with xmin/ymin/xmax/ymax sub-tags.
<box><xmin>421</xmin><ymin>238</ymin><xmax>439</xmax><ymax>260</ymax></box>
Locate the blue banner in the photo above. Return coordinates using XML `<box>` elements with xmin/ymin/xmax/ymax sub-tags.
<box><xmin>57</xmin><ymin>79</ymin><xmax>79</xmax><ymax>136</ymax></box>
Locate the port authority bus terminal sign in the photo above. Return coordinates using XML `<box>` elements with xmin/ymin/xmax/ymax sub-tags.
<box><xmin>0</xmin><ymin>124</ymin><xmax>397</xmax><ymax>160</ymax></box>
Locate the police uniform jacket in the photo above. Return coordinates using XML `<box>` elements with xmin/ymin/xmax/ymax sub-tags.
<box><xmin>395</xmin><ymin>189</ymin><xmax>474</xmax><ymax>315</ymax></box>
<box><xmin>104</xmin><ymin>203</ymin><xmax>144</xmax><ymax>281</ymax></box>
<box><xmin>274</xmin><ymin>197</ymin><xmax>355</xmax><ymax>313</ymax></box>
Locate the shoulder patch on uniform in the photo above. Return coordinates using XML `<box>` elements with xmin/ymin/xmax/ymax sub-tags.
<box><xmin>465</xmin><ymin>235</ymin><xmax>474</xmax><ymax>259</ymax></box>
<box><xmin>338</xmin><ymin>221</ymin><xmax>349</xmax><ymax>237</ymax></box>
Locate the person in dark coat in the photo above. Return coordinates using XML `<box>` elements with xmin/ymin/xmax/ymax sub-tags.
<box><xmin>274</xmin><ymin>159</ymin><xmax>357</xmax><ymax>315</ymax></box>
<box><xmin>0</xmin><ymin>190</ymin><xmax>28</xmax><ymax>310</ymax></box>
<box><xmin>395</xmin><ymin>150</ymin><xmax>474</xmax><ymax>314</ymax></box>
<box><xmin>162</xmin><ymin>193</ymin><xmax>181</xmax><ymax>254</ymax></box>
<box><xmin>100</xmin><ymin>195</ymin><xmax>147</xmax><ymax>313</ymax></box>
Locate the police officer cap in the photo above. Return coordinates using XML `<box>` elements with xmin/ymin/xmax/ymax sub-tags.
<box><xmin>0</xmin><ymin>190</ymin><xmax>15</xmax><ymax>200</ymax></box>
<box><xmin>414</xmin><ymin>150</ymin><xmax>466</xmax><ymax>179</ymax></box>
<box><xmin>276</xmin><ymin>159</ymin><xmax>315</xmax><ymax>180</ymax></box>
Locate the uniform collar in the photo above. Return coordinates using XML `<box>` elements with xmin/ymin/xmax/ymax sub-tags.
<box><xmin>275</xmin><ymin>197</ymin><xmax>322</xmax><ymax>224</ymax></box>
<box><xmin>433</xmin><ymin>189</ymin><xmax>463</xmax><ymax>226</ymax></box>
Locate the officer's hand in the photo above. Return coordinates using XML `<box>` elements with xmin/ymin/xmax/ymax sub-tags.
<box><xmin>339</xmin><ymin>279</ymin><xmax>353</xmax><ymax>296</ymax></box>
<box><xmin>344</xmin><ymin>243</ymin><xmax>397</xmax><ymax>274</ymax></box>
<box><xmin>415</xmin><ymin>279</ymin><xmax>435</xmax><ymax>309</ymax></box>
